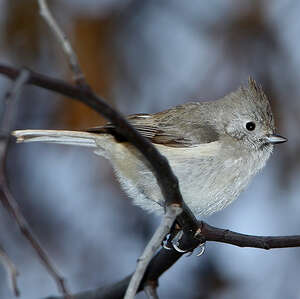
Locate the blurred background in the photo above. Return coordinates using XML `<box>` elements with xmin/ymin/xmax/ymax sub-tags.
<box><xmin>0</xmin><ymin>0</ymin><xmax>299</xmax><ymax>298</ymax></box>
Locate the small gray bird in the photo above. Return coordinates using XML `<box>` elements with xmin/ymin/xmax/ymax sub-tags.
<box><xmin>12</xmin><ymin>78</ymin><xmax>287</xmax><ymax>217</ymax></box>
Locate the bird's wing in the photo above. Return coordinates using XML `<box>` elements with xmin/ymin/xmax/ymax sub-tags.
<box><xmin>87</xmin><ymin>106</ymin><xmax>219</xmax><ymax>148</ymax></box>
<box><xmin>86</xmin><ymin>114</ymin><xmax>191</xmax><ymax>147</ymax></box>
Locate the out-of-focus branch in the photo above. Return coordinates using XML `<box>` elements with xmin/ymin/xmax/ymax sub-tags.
<box><xmin>124</xmin><ymin>205</ymin><xmax>182</xmax><ymax>299</ymax></box>
<box><xmin>38</xmin><ymin>0</ymin><xmax>88</xmax><ymax>88</ymax></box>
<box><xmin>0</xmin><ymin>69</ymin><xmax>71</xmax><ymax>298</ymax></box>
<box><xmin>0</xmin><ymin>245</ymin><xmax>19</xmax><ymax>297</ymax></box>
<box><xmin>0</xmin><ymin>70</ymin><xmax>30</xmax><ymax>297</ymax></box>
<box><xmin>0</xmin><ymin>70</ymin><xmax>29</xmax><ymax>155</ymax></box>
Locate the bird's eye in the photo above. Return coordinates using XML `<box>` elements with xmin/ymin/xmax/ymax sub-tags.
<box><xmin>246</xmin><ymin>121</ymin><xmax>256</xmax><ymax>131</ymax></box>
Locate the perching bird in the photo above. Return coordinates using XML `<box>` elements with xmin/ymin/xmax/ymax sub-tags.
<box><xmin>13</xmin><ymin>78</ymin><xmax>287</xmax><ymax>217</ymax></box>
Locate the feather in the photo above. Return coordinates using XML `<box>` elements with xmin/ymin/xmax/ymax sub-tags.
<box><xmin>12</xmin><ymin>130</ymin><xmax>98</xmax><ymax>147</ymax></box>
<box><xmin>86</xmin><ymin>108</ymin><xmax>219</xmax><ymax>148</ymax></box>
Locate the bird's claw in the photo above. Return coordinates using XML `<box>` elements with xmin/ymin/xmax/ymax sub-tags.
<box><xmin>196</xmin><ymin>243</ymin><xmax>205</xmax><ymax>256</ymax></box>
<box><xmin>162</xmin><ymin>241</ymin><xmax>172</xmax><ymax>250</ymax></box>
<box><xmin>163</xmin><ymin>229</ymin><xmax>206</xmax><ymax>256</ymax></box>
<box><xmin>172</xmin><ymin>242</ymin><xmax>187</xmax><ymax>253</ymax></box>
<box><xmin>163</xmin><ymin>230</ymin><xmax>186</xmax><ymax>252</ymax></box>
<box><xmin>171</xmin><ymin>230</ymin><xmax>184</xmax><ymax>250</ymax></box>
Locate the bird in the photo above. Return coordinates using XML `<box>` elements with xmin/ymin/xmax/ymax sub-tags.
<box><xmin>12</xmin><ymin>78</ymin><xmax>287</xmax><ymax>218</ymax></box>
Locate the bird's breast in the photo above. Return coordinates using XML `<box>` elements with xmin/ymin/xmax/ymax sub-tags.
<box><xmin>168</xmin><ymin>146</ymin><xmax>272</xmax><ymax>216</ymax></box>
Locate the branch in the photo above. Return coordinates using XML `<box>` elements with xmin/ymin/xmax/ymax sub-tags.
<box><xmin>0</xmin><ymin>245</ymin><xmax>19</xmax><ymax>297</ymax></box>
<box><xmin>38</xmin><ymin>0</ymin><xmax>88</xmax><ymax>88</ymax></box>
<box><xmin>0</xmin><ymin>69</ymin><xmax>71</xmax><ymax>298</ymax></box>
<box><xmin>199</xmin><ymin>221</ymin><xmax>300</xmax><ymax>249</ymax></box>
<box><xmin>124</xmin><ymin>205</ymin><xmax>182</xmax><ymax>299</ymax></box>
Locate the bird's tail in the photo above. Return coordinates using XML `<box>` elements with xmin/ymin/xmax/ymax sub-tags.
<box><xmin>12</xmin><ymin>130</ymin><xmax>98</xmax><ymax>148</ymax></box>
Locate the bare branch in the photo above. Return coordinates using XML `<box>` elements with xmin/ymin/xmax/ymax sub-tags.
<box><xmin>199</xmin><ymin>221</ymin><xmax>300</xmax><ymax>249</ymax></box>
<box><xmin>38</xmin><ymin>0</ymin><xmax>88</xmax><ymax>88</ymax></box>
<box><xmin>0</xmin><ymin>185</ymin><xmax>71</xmax><ymax>299</ymax></box>
<box><xmin>124</xmin><ymin>205</ymin><xmax>182</xmax><ymax>299</ymax></box>
<box><xmin>0</xmin><ymin>245</ymin><xmax>20</xmax><ymax>297</ymax></box>
<box><xmin>0</xmin><ymin>69</ymin><xmax>72</xmax><ymax>298</ymax></box>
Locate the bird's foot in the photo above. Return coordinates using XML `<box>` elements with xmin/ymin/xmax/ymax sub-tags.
<box><xmin>163</xmin><ymin>229</ymin><xmax>206</xmax><ymax>256</ymax></box>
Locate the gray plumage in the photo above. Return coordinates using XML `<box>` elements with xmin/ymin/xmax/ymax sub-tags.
<box><xmin>12</xmin><ymin>78</ymin><xmax>286</xmax><ymax>217</ymax></box>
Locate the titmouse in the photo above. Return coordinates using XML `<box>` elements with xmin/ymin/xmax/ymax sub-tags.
<box><xmin>12</xmin><ymin>78</ymin><xmax>287</xmax><ymax>217</ymax></box>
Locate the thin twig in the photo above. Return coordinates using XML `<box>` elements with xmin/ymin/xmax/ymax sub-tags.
<box><xmin>38</xmin><ymin>0</ymin><xmax>88</xmax><ymax>88</ymax></box>
<box><xmin>0</xmin><ymin>70</ymin><xmax>29</xmax><ymax>297</ymax></box>
<box><xmin>0</xmin><ymin>69</ymin><xmax>71</xmax><ymax>298</ymax></box>
<box><xmin>0</xmin><ymin>245</ymin><xmax>19</xmax><ymax>297</ymax></box>
<box><xmin>0</xmin><ymin>182</ymin><xmax>71</xmax><ymax>299</ymax></box>
<box><xmin>124</xmin><ymin>205</ymin><xmax>182</xmax><ymax>299</ymax></box>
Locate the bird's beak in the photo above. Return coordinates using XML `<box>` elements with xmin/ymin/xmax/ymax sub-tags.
<box><xmin>265</xmin><ymin>134</ymin><xmax>288</xmax><ymax>144</ymax></box>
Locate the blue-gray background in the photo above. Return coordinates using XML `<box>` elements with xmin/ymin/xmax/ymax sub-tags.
<box><xmin>0</xmin><ymin>1</ymin><xmax>299</xmax><ymax>298</ymax></box>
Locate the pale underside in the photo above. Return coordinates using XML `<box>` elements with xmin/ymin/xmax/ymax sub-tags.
<box><xmin>13</xmin><ymin>130</ymin><xmax>272</xmax><ymax>217</ymax></box>
<box><xmin>93</xmin><ymin>134</ymin><xmax>271</xmax><ymax>217</ymax></box>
